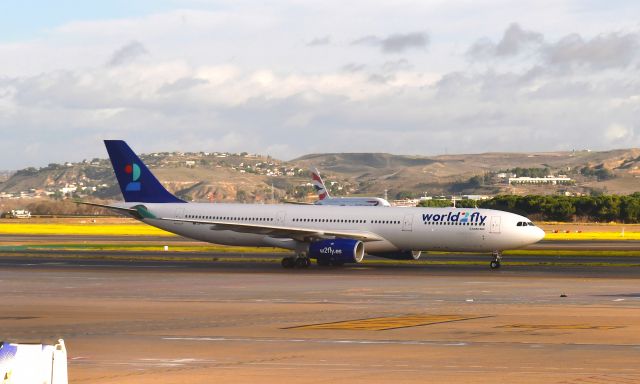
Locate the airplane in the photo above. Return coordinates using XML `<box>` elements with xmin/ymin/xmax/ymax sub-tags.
<box><xmin>310</xmin><ymin>168</ymin><xmax>391</xmax><ymax>207</ymax></box>
<box><xmin>85</xmin><ymin>140</ymin><xmax>545</xmax><ymax>270</ymax></box>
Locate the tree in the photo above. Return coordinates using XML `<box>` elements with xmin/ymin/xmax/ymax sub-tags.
<box><xmin>620</xmin><ymin>196</ymin><xmax>640</xmax><ymax>223</ymax></box>
<box><xmin>235</xmin><ymin>190</ymin><xmax>248</xmax><ymax>203</ymax></box>
<box><xmin>418</xmin><ymin>199</ymin><xmax>452</xmax><ymax>208</ymax></box>
<box><xmin>395</xmin><ymin>191</ymin><xmax>415</xmax><ymax>200</ymax></box>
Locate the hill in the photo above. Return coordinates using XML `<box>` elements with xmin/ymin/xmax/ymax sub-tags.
<box><xmin>2</xmin><ymin>148</ymin><xmax>640</xmax><ymax>203</ymax></box>
<box><xmin>293</xmin><ymin>149</ymin><xmax>640</xmax><ymax>197</ymax></box>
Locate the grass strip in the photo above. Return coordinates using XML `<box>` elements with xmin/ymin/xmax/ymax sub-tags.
<box><xmin>0</xmin><ymin>223</ymin><xmax>174</xmax><ymax>236</ymax></box>
<box><xmin>544</xmin><ymin>232</ymin><xmax>640</xmax><ymax>240</ymax></box>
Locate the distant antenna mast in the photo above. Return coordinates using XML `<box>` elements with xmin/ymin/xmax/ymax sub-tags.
<box><xmin>271</xmin><ymin>183</ymin><xmax>275</xmax><ymax>203</ymax></box>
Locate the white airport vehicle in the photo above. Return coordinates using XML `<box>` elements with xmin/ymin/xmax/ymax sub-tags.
<box><xmin>8</xmin><ymin>210</ymin><xmax>31</xmax><ymax>219</ymax></box>
<box><xmin>310</xmin><ymin>168</ymin><xmax>391</xmax><ymax>207</ymax></box>
<box><xmin>84</xmin><ymin>140</ymin><xmax>544</xmax><ymax>269</ymax></box>
<box><xmin>0</xmin><ymin>339</ymin><xmax>68</xmax><ymax>384</ymax></box>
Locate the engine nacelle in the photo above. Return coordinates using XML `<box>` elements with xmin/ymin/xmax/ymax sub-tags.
<box><xmin>308</xmin><ymin>239</ymin><xmax>365</xmax><ymax>264</ymax></box>
<box><xmin>369</xmin><ymin>250</ymin><xmax>422</xmax><ymax>260</ymax></box>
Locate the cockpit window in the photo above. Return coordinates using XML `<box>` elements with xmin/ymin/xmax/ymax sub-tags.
<box><xmin>517</xmin><ymin>222</ymin><xmax>523</xmax><ymax>227</ymax></box>
<box><xmin>527</xmin><ymin>222</ymin><xmax>535</xmax><ymax>226</ymax></box>
<box><xmin>517</xmin><ymin>221</ymin><xmax>536</xmax><ymax>227</ymax></box>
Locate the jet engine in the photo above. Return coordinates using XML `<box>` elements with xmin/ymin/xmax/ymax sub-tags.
<box><xmin>369</xmin><ymin>250</ymin><xmax>422</xmax><ymax>260</ymax></box>
<box><xmin>308</xmin><ymin>239</ymin><xmax>365</xmax><ymax>265</ymax></box>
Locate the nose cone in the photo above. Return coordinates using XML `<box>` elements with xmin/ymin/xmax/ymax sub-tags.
<box><xmin>532</xmin><ymin>227</ymin><xmax>545</xmax><ymax>243</ymax></box>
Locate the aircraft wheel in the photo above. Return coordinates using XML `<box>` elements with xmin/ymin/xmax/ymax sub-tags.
<box><xmin>490</xmin><ymin>260</ymin><xmax>501</xmax><ymax>269</ymax></box>
<box><xmin>295</xmin><ymin>257</ymin><xmax>311</xmax><ymax>268</ymax></box>
<box><xmin>281</xmin><ymin>257</ymin><xmax>296</xmax><ymax>269</ymax></box>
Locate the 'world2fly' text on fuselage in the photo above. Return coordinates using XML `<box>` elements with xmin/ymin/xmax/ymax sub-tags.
<box><xmin>87</xmin><ymin>140</ymin><xmax>545</xmax><ymax>269</ymax></box>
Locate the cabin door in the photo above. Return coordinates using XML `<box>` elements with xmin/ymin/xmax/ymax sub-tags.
<box><xmin>490</xmin><ymin>216</ymin><xmax>501</xmax><ymax>234</ymax></box>
<box><xmin>276</xmin><ymin>211</ymin><xmax>286</xmax><ymax>226</ymax></box>
<box><xmin>174</xmin><ymin>208</ymin><xmax>185</xmax><ymax>225</ymax></box>
<box><xmin>402</xmin><ymin>214</ymin><xmax>414</xmax><ymax>232</ymax></box>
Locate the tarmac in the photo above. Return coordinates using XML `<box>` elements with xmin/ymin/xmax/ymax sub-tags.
<box><xmin>1</xmin><ymin>234</ymin><xmax>639</xmax><ymax>383</ymax></box>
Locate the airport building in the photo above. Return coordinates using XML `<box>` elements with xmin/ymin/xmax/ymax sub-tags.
<box><xmin>508</xmin><ymin>175</ymin><xmax>572</xmax><ymax>185</ymax></box>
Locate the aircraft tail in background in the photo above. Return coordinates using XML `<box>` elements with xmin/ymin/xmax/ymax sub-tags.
<box><xmin>311</xmin><ymin>167</ymin><xmax>330</xmax><ymax>200</ymax></box>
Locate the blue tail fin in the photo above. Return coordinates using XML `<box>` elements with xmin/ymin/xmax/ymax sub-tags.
<box><xmin>104</xmin><ymin>140</ymin><xmax>185</xmax><ymax>203</ymax></box>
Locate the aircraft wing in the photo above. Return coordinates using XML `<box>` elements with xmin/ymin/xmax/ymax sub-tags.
<box><xmin>162</xmin><ymin>217</ymin><xmax>384</xmax><ymax>242</ymax></box>
<box><xmin>75</xmin><ymin>201</ymin><xmax>156</xmax><ymax>220</ymax></box>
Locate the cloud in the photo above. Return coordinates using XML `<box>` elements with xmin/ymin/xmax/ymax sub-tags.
<box><xmin>107</xmin><ymin>41</ymin><xmax>148</xmax><ymax>67</ymax></box>
<box><xmin>381</xmin><ymin>59</ymin><xmax>412</xmax><ymax>72</ymax></box>
<box><xmin>342</xmin><ymin>63</ymin><xmax>366</xmax><ymax>72</ymax></box>
<box><xmin>306</xmin><ymin>36</ymin><xmax>331</xmax><ymax>47</ymax></box>
<box><xmin>1</xmin><ymin>56</ymin><xmax>639</xmax><ymax>169</ymax></box>
<box><xmin>351</xmin><ymin>32</ymin><xmax>429</xmax><ymax>53</ymax></box>
<box><xmin>605</xmin><ymin>123</ymin><xmax>634</xmax><ymax>143</ymax></box>
<box><xmin>467</xmin><ymin>24</ymin><xmax>640</xmax><ymax>70</ymax></box>
<box><xmin>543</xmin><ymin>32</ymin><xmax>640</xmax><ymax>69</ymax></box>
<box><xmin>2</xmin><ymin>3</ymin><xmax>640</xmax><ymax>170</ymax></box>
<box><xmin>368</xmin><ymin>73</ymin><xmax>394</xmax><ymax>84</ymax></box>
<box><xmin>467</xmin><ymin>23</ymin><xmax>543</xmax><ymax>60</ymax></box>
<box><xmin>159</xmin><ymin>77</ymin><xmax>209</xmax><ymax>93</ymax></box>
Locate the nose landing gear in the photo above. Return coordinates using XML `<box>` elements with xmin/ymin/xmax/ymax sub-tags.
<box><xmin>490</xmin><ymin>251</ymin><xmax>502</xmax><ymax>269</ymax></box>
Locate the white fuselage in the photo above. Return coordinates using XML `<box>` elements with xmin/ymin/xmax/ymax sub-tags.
<box><xmin>131</xmin><ymin>203</ymin><xmax>544</xmax><ymax>253</ymax></box>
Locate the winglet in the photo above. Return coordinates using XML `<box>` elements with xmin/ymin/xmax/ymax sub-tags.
<box><xmin>104</xmin><ymin>140</ymin><xmax>185</xmax><ymax>203</ymax></box>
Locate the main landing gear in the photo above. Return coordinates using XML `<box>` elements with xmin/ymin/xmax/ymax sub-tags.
<box><xmin>490</xmin><ymin>251</ymin><xmax>502</xmax><ymax>269</ymax></box>
<box><xmin>281</xmin><ymin>255</ymin><xmax>311</xmax><ymax>269</ymax></box>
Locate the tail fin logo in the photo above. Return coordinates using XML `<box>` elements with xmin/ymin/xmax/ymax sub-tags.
<box><xmin>311</xmin><ymin>168</ymin><xmax>329</xmax><ymax>200</ymax></box>
<box><xmin>124</xmin><ymin>163</ymin><xmax>142</xmax><ymax>191</ymax></box>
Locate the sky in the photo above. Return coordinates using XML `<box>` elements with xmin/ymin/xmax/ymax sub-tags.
<box><xmin>1</xmin><ymin>0</ymin><xmax>640</xmax><ymax>169</ymax></box>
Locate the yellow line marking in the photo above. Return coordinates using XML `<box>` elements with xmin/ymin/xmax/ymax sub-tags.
<box><xmin>497</xmin><ymin>324</ymin><xmax>624</xmax><ymax>330</ymax></box>
<box><xmin>287</xmin><ymin>314</ymin><xmax>491</xmax><ymax>331</ymax></box>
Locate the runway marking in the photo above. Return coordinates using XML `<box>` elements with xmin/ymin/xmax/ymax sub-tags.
<box><xmin>79</xmin><ymin>356</ymin><xmax>640</xmax><ymax>376</ymax></box>
<box><xmin>0</xmin><ymin>316</ymin><xmax>39</xmax><ymax>320</ymax></box>
<box><xmin>284</xmin><ymin>314</ymin><xmax>492</xmax><ymax>331</ymax></box>
<box><xmin>497</xmin><ymin>324</ymin><xmax>625</xmax><ymax>330</ymax></box>
<box><xmin>163</xmin><ymin>336</ymin><xmax>467</xmax><ymax>346</ymax></box>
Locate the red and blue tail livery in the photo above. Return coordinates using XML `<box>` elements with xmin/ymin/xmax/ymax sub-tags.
<box><xmin>310</xmin><ymin>167</ymin><xmax>391</xmax><ymax>207</ymax></box>
<box><xmin>311</xmin><ymin>168</ymin><xmax>329</xmax><ymax>200</ymax></box>
<box><xmin>104</xmin><ymin>140</ymin><xmax>184</xmax><ymax>203</ymax></box>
